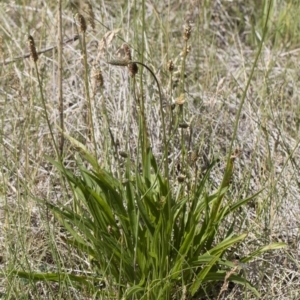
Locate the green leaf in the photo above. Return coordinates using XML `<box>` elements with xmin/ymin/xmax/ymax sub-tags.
<box><xmin>10</xmin><ymin>271</ymin><xmax>96</xmax><ymax>289</ymax></box>
<box><xmin>241</xmin><ymin>243</ymin><xmax>286</xmax><ymax>263</ymax></box>
<box><xmin>202</xmin><ymin>271</ymin><xmax>260</xmax><ymax>297</ymax></box>
<box><xmin>190</xmin><ymin>254</ymin><xmax>220</xmax><ymax>295</ymax></box>
<box><xmin>225</xmin><ymin>189</ymin><xmax>263</xmax><ymax>216</ymax></box>
<box><xmin>209</xmin><ymin>234</ymin><xmax>247</xmax><ymax>256</ymax></box>
<box><xmin>56</xmin><ymin>129</ymin><xmax>99</xmax><ymax>169</ymax></box>
<box><xmin>171</xmin><ymin>224</ymin><xmax>196</xmax><ymax>279</ymax></box>
<box><xmin>124</xmin><ymin>285</ymin><xmax>145</xmax><ymax>298</ymax></box>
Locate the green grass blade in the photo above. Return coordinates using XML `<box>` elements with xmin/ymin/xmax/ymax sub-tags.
<box><xmin>241</xmin><ymin>243</ymin><xmax>286</xmax><ymax>263</ymax></box>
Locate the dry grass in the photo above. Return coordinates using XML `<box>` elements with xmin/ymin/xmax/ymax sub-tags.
<box><xmin>0</xmin><ymin>0</ymin><xmax>300</xmax><ymax>299</ymax></box>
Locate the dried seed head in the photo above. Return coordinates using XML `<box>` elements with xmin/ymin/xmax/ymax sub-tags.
<box><xmin>128</xmin><ymin>62</ymin><xmax>138</xmax><ymax>77</ymax></box>
<box><xmin>190</xmin><ymin>150</ymin><xmax>198</xmax><ymax>163</ymax></box>
<box><xmin>108</xmin><ymin>59</ymin><xmax>130</xmax><ymax>66</ymax></box>
<box><xmin>91</xmin><ymin>66</ymin><xmax>104</xmax><ymax>94</ymax></box>
<box><xmin>94</xmin><ymin>70</ymin><xmax>103</xmax><ymax>87</ymax></box>
<box><xmin>186</xmin><ymin>45</ymin><xmax>191</xmax><ymax>55</ymax></box>
<box><xmin>177</xmin><ymin>174</ymin><xmax>186</xmax><ymax>183</ymax></box>
<box><xmin>180</xmin><ymin>45</ymin><xmax>192</xmax><ymax>57</ymax></box>
<box><xmin>168</xmin><ymin>60</ymin><xmax>174</xmax><ymax>72</ymax></box>
<box><xmin>77</xmin><ymin>13</ymin><xmax>87</xmax><ymax>33</ymax></box>
<box><xmin>28</xmin><ymin>35</ymin><xmax>38</xmax><ymax>62</ymax></box>
<box><xmin>109</xmin><ymin>44</ymin><xmax>138</xmax><ymax>77</ymax></box>
<box><xmin>175</xmin><ymin>94</ymin><xmax>185</xmax><ymax>105</ymax></box>
<box><xmin>86</xmin><ymin>1</ymin><xmax>95</xmax><ymax>31</ymax></box>
<box><xmin>179</xmin><ymin>122</ymin><xmax>189</xmax><ymax>129</ymax></box>
<box><xmin>183</xmin><ymin>22</ymin><xmax>192</xmax><ymax>41</ymax></box>
<box><xmin>119</xmin><ymin>151</ymin><xmax>128</xmax><ymax>158</ymax></box>
<box><xmin>122</xmin><ymin>43</ymin><xmax>132</xmax><ymax>60</ymax></box>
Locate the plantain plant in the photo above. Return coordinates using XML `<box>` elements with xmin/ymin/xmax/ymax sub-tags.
<box><xmin>9</xmin><ymin>2</ymin><xmax>285</xmax><ymax>298</ymax></box>
<box><xmin>13</xmin><ymin>129</ymin><xmax>284</xmax><ymax>299</ymax></box>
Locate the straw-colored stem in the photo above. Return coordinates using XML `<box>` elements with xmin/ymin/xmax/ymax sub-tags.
<box><xmin>140</xmin><ymin>0</ymin><xmax>147</xmax><ymax>159</ymax></box>
<box><xmin>80</xmin><ymin>32</ymin><xmax>97</xmax><ymax>159</ymax></box>
<box><xmin>131</xmin><ymin>61</ymin><xmax>168</xmax><ymax>180</ymax></box>
<box><xmin>1</xmin><ymin>35</ymin><xmax>79</xmax><ymax>66</ymax></box>
<box><xmin>168</xmin><ymin>72</ymin><xmax>174</xmax><ymax>136</ymax></box>
<box><xmin>57</xmin><ymin>0</ymin><xmax>64</xmax><ymax>156</ymax></box>
<box><xmin>179</xmin><ymin>40</ymin><xmax>188</xmax><ymax>172</ymax></box>
<box><xmin>34</xmin><ymin>61</ymin><xmax>59</xmax><ymax>158</ymax></box>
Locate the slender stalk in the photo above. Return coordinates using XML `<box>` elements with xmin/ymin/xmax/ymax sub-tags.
<box><xmin>130</xmin><ymin>61</ymin><xmax>168</xmax><ymax>181</ymax></box>
<box><xmin>34</xmin><ymin>61</ymin><xmax>59</xmax><ymax>158</ymax></box>
<box><xmin>80</xmin><ymin>26</ymin><xmax>97</xmax><ymax>159</ymax></box>
<box><xmin>140</xmin><ymin>0</ymin><xmax>146</xmax><ymax>160</ymax></box>
<box><xmin>57</xmin><ymin>0</ymin><xmax>64</xmax><ymax>156</ymax></box>
<box><xmin>1</xmin><ymin>35</ymin><xmax>79</xmax><ymax>66</ymax></box>
<box><xmin>226</xmin><ymin>0</ymin><xmax>272</xmax><ymax>165</ymax></box>
<box><xmin>179</xmin><ymin>30</ymin><xmax>190</xmax><ymax>174</ymax></box>
<box><xmin>210</xmin><ymin>0</ymin><xmax>273</xmax><ymax>225</ymax></box>
<box><xmin>108</xmin><ymin>58</ymin><xmax>168</xmax><ymax>177</ymax></box>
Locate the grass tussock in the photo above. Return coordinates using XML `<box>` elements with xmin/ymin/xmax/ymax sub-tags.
<box><xmin>0</xmin><ymin>0</ymin><xmax>300</xmax><ymax>299</ymax></box>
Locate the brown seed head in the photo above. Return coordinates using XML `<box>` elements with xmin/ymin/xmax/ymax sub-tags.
<box><xmin>179</xmin><ymin>122</ymin><xmax>189</xmax><ymax>129</ymax></box>
<box><xmin>107</xmin><ymin>59</ymin><xmax>130</xmax><ymax>66</ymax></box>
<box><xmin>119</xmin><ymin>151</ymin><xmax>128</xmax><ymax>158</ymax></box>
<box><xmin>122</xmin><ymin>44</ymin><xmax>132</xmax><ymax>60</ymax></box>
<box><xmin>183</xmin><ymin>22</ymin><xmax>192</xmax><ymax>41</ymax></box>
<box><xmin>86</xmin><ymin>1</ymin><xmax>95</xmax><ymax>31</ymax></box>
<box><xmin>168</xmin><ymin>60</ymin><xmax>174</xmax><ymax>72</ymax></box>
<box><xmin>190</xmin><ymin>150</ymin><xmax>198</xmax><ymax>163</ymax></box>
<box><xmin>91</xmin><ymin>66</ymin><xmax>104</xmax><ymax>94</ymax></box>
<box><xmin>28</xmin><ymin>35</ymin><xmax>38</xmax><ymax>62</ymax></box>
<box><xmin>128</xmin><ymin>62</ymin><xmax>138</xmax><ymax>77</ymax></box>
<box><xmin>177</xmin><ymin>174</ymin><xmax>186</xmax><ymax>183</ymax></box>
<box><xmin>186</xmin><ymin>45</ymin><xmax>191</xmax><ymax>56</ymax></box>
<box><xmin>77</xmin><ymin>13</ymin><xmax>87</xmax><ymax>33</ymax></box>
